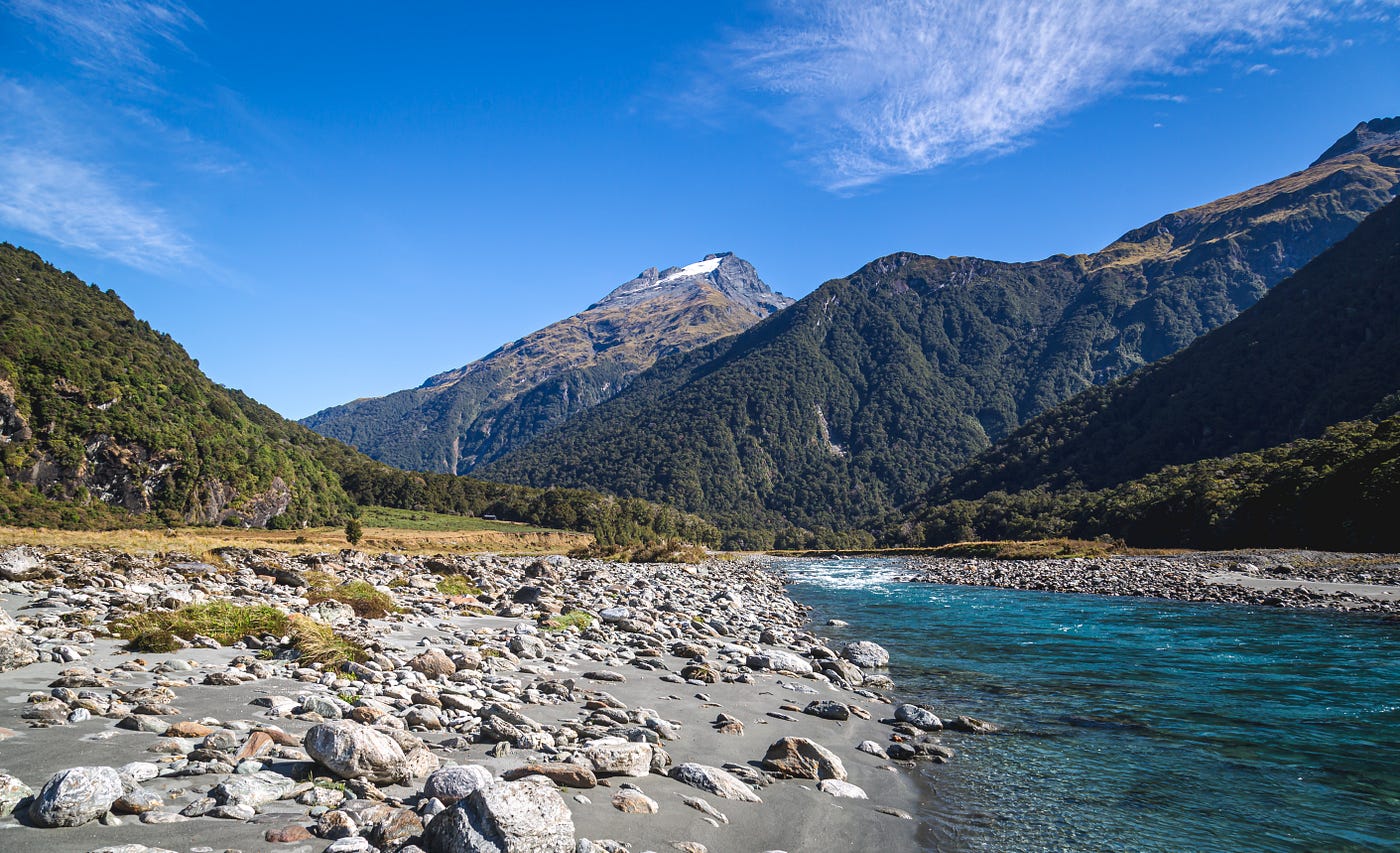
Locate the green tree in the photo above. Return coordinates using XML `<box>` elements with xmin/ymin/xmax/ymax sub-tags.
<box><xmin>345</xmin><ymin>517</ymin><xmax>363</xmax><ymax>546</ymax></box>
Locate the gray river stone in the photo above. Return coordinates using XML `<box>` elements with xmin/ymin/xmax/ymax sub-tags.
<box><xmin>30</xmin><ymin>765</ymin><xmax>123</xmax><ymax>827</ymax></box>
<box><xmin>667</xmin><ymin>763</ymin><xmax>762</xmax><ymax>802</ymax></box>
<box><xmin>424</xmin><ymin>779</ymin><xmax>575</xmax><ymax>853</ymax></box>
<box><xmin>840</xmin><ymin>640</ymin><xmax>890</xmax><ymax>669</ymax></box>
<box><xmin>305</xmin><ymin>720</ymin><xmax>408</xmax><ymax>783</ymax></box>
<box><xmin>425</xmin><ymin>765</ymin><xmax>495</xmax><ymax>805</ymax></box>
<box><xmin>894</xmin><ymin>703</ymin><xmax>943</xmax><ymax>731</ymax></box>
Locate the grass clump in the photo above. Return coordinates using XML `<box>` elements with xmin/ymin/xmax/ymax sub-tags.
<box><xmin>112</xmin><ymin>601</ymin><xmax>289</xmax><ymax>652</ymax></box>
<box><xmin>436</xmin><ymin>575</ymin><xmax>483</xmax><ymax>597</ymax></box>
<box><xmin>112</xmin><ymin>601</ymin><xmax>368</xmax><ymax>671</ymax></box>
<box><xmin>306</xmin><ymin>580</ymin><xmax>401</xmax><ymax>619</ymax></box>
<box><xmin>287</xmin><ymin>615</ymin><xmax>367</xmax><ymax>670</ymax></box>
<box><xmin>542</xmin><ymin>610</ymin><xmax>594</xmax><ymax>632</ymax></box>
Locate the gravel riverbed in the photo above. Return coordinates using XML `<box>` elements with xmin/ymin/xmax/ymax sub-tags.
<box><xmin>900</xmin><ymin>549</ymin><xmax>1400</xmax><ymax>613</ymax></box>
<box><xmin>0</xmin><ymin>546</ymin><xmax>976</xmax><ymax>853</ymax></box>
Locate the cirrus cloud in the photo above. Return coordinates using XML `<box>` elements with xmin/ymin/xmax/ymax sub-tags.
<box><xmin>721</xmin><ymin>0</ymin><xmax>1397</xmax><ymax>190</ymax></box>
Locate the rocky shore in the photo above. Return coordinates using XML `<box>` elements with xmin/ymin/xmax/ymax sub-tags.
<box><xmin>0</xmin><ymin>545</ymin><xmax>984</xmax><ymax>853</ymax></box>
<box><xmin>900</xmin><ymin>550</ymin><xmax>1400</xmax><ymax>613</ymax></box>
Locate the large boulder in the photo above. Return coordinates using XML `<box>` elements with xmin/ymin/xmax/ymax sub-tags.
<box><xmin>29</xmin><ymin>766</ymin><xmax>123</xmax><ymax>827</ymax></box>
<box><xmin>840</xmin><ymin>640</ymin><xmax>890</xmax><ymax>669</ymax></box>
<box><xmin>211</xmin><ymin>770</ymin><xmax>298</xmax><ymax>808</ymax></box>
<box><xmin>0</xmin><ymin>609</ymin><xmax>37</xmax><ymax>672</ymax></box>
<box><xmin>760</xmin><ymin>737</ymin><xmax>847</xmax><ymax>781</ymax></box>
<box><xmin>304</xmin><ymin>721</ymin><xmax>408</xmax><ymax>784</ymax></box>
<box><xmin>579</xmin><ymin>739</ymin><xmax>652</xmax><ymax>777</ymax></box>
<box><xmin>0</xmin><ymin>773</ymin><xmax>33</xmax><ymax>818</ymax></box>
<box><xmin>0</xmin><ymin>547</ymin><xmax>43</xmax><ymax>581</ymax></box>
<box><xmin>424</xmin><ymin>779</ymin><xmax>575</xmax><ymax>853</ymax></box>
<box><xmin>667</xmin><ymin>763</ymin><xmax>761</xmax><ymax>802</ymax></box>
<box><xmin>425</xmin><ymin>765</ymin><xmax>495</xmax><ymax>805</ymax></box>
<box><xmin>745</xmin><ymin>650</ymin><xmax>812</xmax><ymax>675</ymax></box>
<box><xmin>410</xmin><ymin>648</ymin><xmax>457</xmax><ymax>678</ymax></box>
<box><xmin>894</xmin><ymin>703</ymin><xmax>943</xmax><ymax>731</ymax></box>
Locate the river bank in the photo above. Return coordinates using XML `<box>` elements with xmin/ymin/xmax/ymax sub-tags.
<box><xmin>0</xmin><ymin>546</ymin><xmax>966</xmax><ymax>853</ymax></box>
<box><xmin>780</xmin><ymin>557</ymin><xmax>1400</xmax><ymax>852</ymax></box>
<box><xmin>898</xmin><ymin>549</ymin><xmax>1400</xmax><ymax>612</ymax></box>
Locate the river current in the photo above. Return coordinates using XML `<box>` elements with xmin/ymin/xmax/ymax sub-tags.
<box><xmin>780</xmin><ymin>558</ymin><xmax>1400</xmax><ymax>852</ymax></box>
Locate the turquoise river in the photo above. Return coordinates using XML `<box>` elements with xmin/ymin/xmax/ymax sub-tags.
<box><xmin>780</xmin><ymin>558</ymin><xmax>1400</xmax><ymax>852</ymax></box>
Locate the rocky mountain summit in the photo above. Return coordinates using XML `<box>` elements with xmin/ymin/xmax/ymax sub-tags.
<box><xmin>0</xmin><ymin>545</ymin><xmax>964</xmax><ymax>852</ymax></box>
<box><xmin>304</xmin><ymin>253</ymin><xmax>791</xmax><ymax>475</ymax></box>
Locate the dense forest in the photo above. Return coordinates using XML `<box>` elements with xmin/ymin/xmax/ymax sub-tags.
<box><xmin>893</xmin><ymin>194</ymin><xmax>1400</xmax><ymax>550</ymax></box>
<box><xmin>483</xmin><ymin>129</ymin><xmax>1400</xmax><ymax>546</ymax></box>
<box><xmin>0</xmin><ymin>243</ymin><xmax>717</xmax><ymax>545</ymax></box>
<box><xmin>891</xmin><ymin>408</ymin><xmax>1400</xmax><ymax>552</ymax></box>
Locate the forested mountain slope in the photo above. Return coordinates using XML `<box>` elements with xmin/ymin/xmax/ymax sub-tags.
<box><xmin>481</xmin><ymin>120</ymin><xmax>1400</xmax><ymax>545</ymax></box>
<box><xmin>935</xmin><ymin>193</ymin><xmax>1400</xmax><ymax>502</ymax></box>
<box><xmin>0</xmin><ymin>243</ymin><xmax>718</xmax><ymax>544</ymax></box>
<box><xmin>893</xmin><ymin>193</ymin><xmax>1400</xmax><ymax>550</ymax></box>
<box><xmin>304</xmin><ymin>253</ymin><xmax>791</xmax><ymax>474</ymax></box>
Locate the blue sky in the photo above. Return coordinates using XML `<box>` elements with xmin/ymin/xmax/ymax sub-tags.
<box><xmin>1</xmin><ymin>1</ymin><xmax>1397</xmax><ymax>418</ymax></box>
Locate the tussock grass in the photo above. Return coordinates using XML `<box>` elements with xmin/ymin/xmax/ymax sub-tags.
<box><xmin>542</xmin><ymin>610</ymin><xmax>594</xmax><ymax>631</ymax></box>
<box><xmin>307</xmin><ymin>580</ymin><xmax>400</xmax><ymax>619</ymax></box>
<box><xmin>0</xmin><ymin>520</ymin><xmax>589</xmax><ymax>557</ymax></box>
<box><xmin>110</xmin><ymin>601</ymin><xmax>367</xmax><ymax>670</ymax></box>
<box><xmin>359</xmin><ymin>506</ymin><xmax>556</xmax><ymax>534</ymax></box>
<box><xmin>287</xmin><ymin>615</ymin><xmax>367</xmax><ymax>669</ymax></box>
<box><xmin>436</xmin><ymin>575</ymin><xmax>483</xmax><ymax>597</ymax></box>
<box><xmin>112</xmin><ymin>601</ymin><xmax>289</xmax><ymax>652</ymax></box>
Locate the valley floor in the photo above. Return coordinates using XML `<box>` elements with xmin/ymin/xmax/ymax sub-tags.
<box><xmin>0</xmin><ymin>545</ymin><xmax>965</xmax><ymax>853</ymax></box>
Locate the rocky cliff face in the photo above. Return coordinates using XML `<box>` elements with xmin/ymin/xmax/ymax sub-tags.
<box><xmin>303</xmin><ymin>253</ymin><xmax>792</xmax><ymax>474</ymax></box>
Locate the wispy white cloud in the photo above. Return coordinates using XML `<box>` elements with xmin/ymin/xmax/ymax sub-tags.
<box><xmin>0</xmin><ymin>1</ymin><xmax>208</xmax><ymax>272</ymax></box>
<box><xmin>718</xmin><ymin>0</ymin><xmax>1395</xmax><ymax>190</ymax></box>
<box><xmin>4</xmin><ymin>0</ymin><xmax>201</xmax><ymax>80</ymax></box>
<box><xmin>0</xmin><ymin>145</ymin><xmax>195</xmax><ymax>271</ymax></box>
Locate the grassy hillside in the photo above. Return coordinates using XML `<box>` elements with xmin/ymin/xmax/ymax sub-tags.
<box><xmin>0</xmin><ymin>243</ymin><xmax>718</xmax><ymax>545</ymax></box>
<box><xmin>482</xmin><ymin>124</ymin><xmax>1400</xmax><ymax>546</ymax></box>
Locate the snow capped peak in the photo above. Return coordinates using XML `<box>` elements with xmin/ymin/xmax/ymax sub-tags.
<box><xmin>658</xmin><ymin>256</ymin><xmax>723</xmax><ymax>283</ymax></box>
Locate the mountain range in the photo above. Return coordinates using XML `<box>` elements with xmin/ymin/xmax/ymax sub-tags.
<box><xmin>477</xmin><ymin>119</ymin><xmax>1400</xmax><ymax>546</ymax></box>
<box><xmin>303</xmin><ymin>253</ymin><xmax>791</xmax><ymax>474</ymax></box>
<box><xmin>895</xmin><ymin>192</ymin><xmax>1400</xmax><ymax>550</ymax></box>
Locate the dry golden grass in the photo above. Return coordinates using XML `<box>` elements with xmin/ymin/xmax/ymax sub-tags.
<box><xmin>0</xmin><ymin>524</ymin><xmax>590</xmax><ymax>557</ymax></box>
